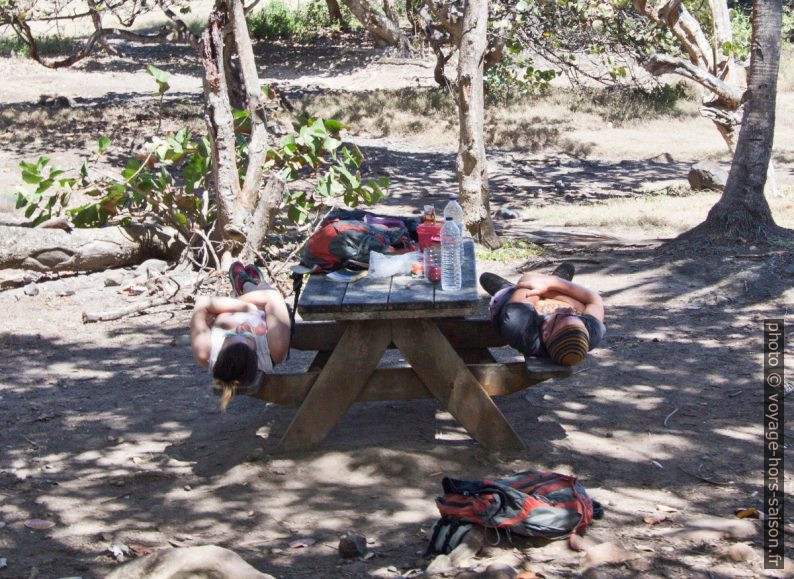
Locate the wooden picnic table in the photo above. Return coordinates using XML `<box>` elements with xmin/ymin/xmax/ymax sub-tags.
<box><xmin>253</xmin><ymin>239</ymin><xmax>571</xmax><ymax>452</ymax></box>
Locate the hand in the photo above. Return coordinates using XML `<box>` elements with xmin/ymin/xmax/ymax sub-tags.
<box><xmin>516</xmin><ymin>273</ymin><xmax>555</xmax><ymax>296</ymax></box>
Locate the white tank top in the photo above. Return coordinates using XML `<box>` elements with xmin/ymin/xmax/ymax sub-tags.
<box><xmin>208</xmin><ymin>311</ymin><xmax>273</xmax><ymax>377</ymax></box>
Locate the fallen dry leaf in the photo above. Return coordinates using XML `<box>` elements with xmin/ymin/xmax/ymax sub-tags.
<box><xmin>734</xmin><ymin>507</ymin><xmax>760</xmax><ymax>519</ymax></box>
<box><xmin>644</xmin><ymin>515</ymin><xmax>669</xmax><ymax>525</ymax></box>
<box><xmin>129</xmin><ymin>544</ymin><xmax>153</xmax><ymax>557</ymax></box>
<box><xmin>656</xmin><ymin>504</ymin><xmax>679</xmax><ymax>513</ymax></box>
<box><xmin>24</xmin><ymin>519</ymin><xmax>55</xmax><ymax>530</ymax></box>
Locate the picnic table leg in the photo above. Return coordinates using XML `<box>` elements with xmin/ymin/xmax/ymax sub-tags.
<box><xmin>276</xmin><ymin>320</ymin><xmax>392</xmax><ymax>452</ymax></box>
<box><xmin>392</xmin><ymin>319</ymin><xmax>525</xmax><ymax>451</ymax></box>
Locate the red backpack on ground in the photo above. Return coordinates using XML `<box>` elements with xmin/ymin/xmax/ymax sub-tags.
<box><xmin>432</xmin><ymin>469</ymin><xmax>602</xmax><ymax>548</ymax></box>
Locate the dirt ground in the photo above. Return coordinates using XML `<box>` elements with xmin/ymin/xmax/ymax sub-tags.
<box><xmin>1</xmin><ymin>35</ymin><xmax>793</xmax><ymax>579</ymax></box>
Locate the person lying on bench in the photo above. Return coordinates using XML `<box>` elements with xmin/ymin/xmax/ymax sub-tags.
<box><xmin>480</xmin><ymin>263</ymin><xmax>606</xmax><ymax>366</ymax></box>
<box><xmin>190</xmin><ymin>262</ymin><xmax>291</xmax><ymax>409</ymax></box>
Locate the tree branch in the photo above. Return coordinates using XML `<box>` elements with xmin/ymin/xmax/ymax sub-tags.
<box><xmin>643</xmin><ymin>53</ymin><xmax>743</xmax><ymax>107</ymax></box>
<box><xmin>230</xmin><ymin>0</ymin><xmax>270</xmax><ymax>209</ymax></box>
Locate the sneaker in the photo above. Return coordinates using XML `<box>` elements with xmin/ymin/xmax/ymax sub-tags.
<box><xmin>228</xmin><ymin>261</ymin><xmax>251</xmax><ymax>297</ymax></box>
<box><xmin>551</xmin><ymin>262</ymin><xmax>575</xmax><ymax>281</ymax></box>
<box><xmin>479</xmin><ymin>272</ymin><xmax>514</xmax><ymax>296</ymax></box>
<box><xmin>244</xmin><ymin>264</ymin><xmax>264</xmax><ymax>286</ymax></box>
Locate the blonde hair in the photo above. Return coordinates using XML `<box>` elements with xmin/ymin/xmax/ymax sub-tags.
<box><xmin>213</xmin><ymin>380</ymin><xmax>238</xmax><ymax>412</ymax></box>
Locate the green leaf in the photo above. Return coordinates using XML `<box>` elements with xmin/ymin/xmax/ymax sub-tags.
<box><xmin>15</xmin><ymin>191</ymin><xmax>28</xmax><ymax>209</ymax></box>
<box><xmin>322</xmin><ymin>119</ymin><xmax>348</xmax><ymax>133</ymax></box>
<box><xmin>97</xmin><ymin>136</ymin><xmax>111</xmax><ymax>153</ymax></box>
<box><xmin>146</xmin><ymin>64</ymin><xmax>171</xmax><ymax>94</ymax></box>
<box><xmin>21</xmin><ymin>170</ymin><xmax>42</xmax><ymax>184</ymax></box>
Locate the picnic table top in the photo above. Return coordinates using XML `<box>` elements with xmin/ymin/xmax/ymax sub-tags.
<box><xmin>298</xmin><ymin>238</ymin><xmax>479</xmax><ymax>321</ymax></box>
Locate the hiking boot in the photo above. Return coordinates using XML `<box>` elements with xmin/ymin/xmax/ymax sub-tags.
<box><xmin>479</xmin><ymin>272</ymin><xmax>514</xmax><ymax>296</ymax></box>
<box><xmin>551</xmin><ymin>262</ymin><xmax>575</xmax><ymax>281</ymax></box>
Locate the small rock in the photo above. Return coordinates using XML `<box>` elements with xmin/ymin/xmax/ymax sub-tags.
<box><xmin>104</xmin><ymin>272</ymin><xmax>126</xmax><ymax>287</ymax></box>
<box><xmin>605</xmin><ymin>432</ymin><xmax>614</xmax><ymax>438</ymax></box>
<box><xmin>583</xmin><ymin>542</ymin><xmax>634</xmax><ymax>568</ymax></box>
<box><xmin>727</xmin><ymin>542</ymin><xmax>757</xmax><ymax>562</ymax></box>
<box><xmin>688</xmin><ymin>161</ymin><xmax>728</xmax><ymax>191</ymax></box>
<box><xmin>339</xmin><ymin>532</ymin><xmax>367</xmax><ymax>559</ymax></box>
<box><xmin>480</xmin><ymin>562</ymin><xmax>518</xmax><ymax>579</ymax></box>
<box><xmin>183</xmin><ymin>485</ymin><xmax>192</xmax><ymax>491</ymax></box>
<box><xmin>0</xmin><ymin>558</ymin><xmax>6</xmax><ymax>569</ymax></box>
<box><xmin>172</xmin><ymin>334</ymin><xmax>191</xmax><ymax>347</ymax></box>
<box><xmin>23</xmin><ymin>283</ymin><xmax>39</xmax><ymax>296</ymax></box>
<box><xmin>425</xmin><ymin>553</ymin><xmax>451</xmax><ymax>574</ymax></box>
<box><xmin>553</xmin><ymin>179</ymin><xmax>566</xmax><ymax>192</ymax></box>
<box><xmin>38</xmin><ymin>94</ymin><xmax>76</xmax><ymax>108</ymax></box>
<box><xmin>495</xmin><ymin>207</ymin><xmax>520</xmax><ymax>220</ymax></box>
<box><xmin>136</xmin><ymin>259</ymin><xmax>169</xmax><ymax>276</ymax></box>
<box><xmin>56</xmin><ymin>289</ymin><xmax>75</xmax><ymax>297</ymax></box>
<box><xmin>108</xmin><ymin>542</ymin><xmax>131</xmax><ymax>562</ymax></box>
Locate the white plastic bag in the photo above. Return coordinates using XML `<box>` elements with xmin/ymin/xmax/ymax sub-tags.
<box><xmin>368</xmin><ymin>251</ymin><xmax>422</xmax><ymax>279</ymax></box>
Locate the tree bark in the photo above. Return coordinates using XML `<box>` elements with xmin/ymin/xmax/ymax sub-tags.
<box><xmin>325</xmin><ymin>0</ymin><xmax>345</xmax><ymax>26</ymax></box>
<box><xmin>239</xmin><ymin>176</ymin><xmax>287</xmax><ymax>263</ymax></box>
<box><xmin>230</xmin><ymin>0</ymin><xmax>271</xmax><ymax>210</ymax></box>
<box><xmin>339</xmin><ymin>0</ymin><xmax>411</xmax><ymax>51</ymax></box>
<box><xmin>455</xmin><ymin>0</ymin><xmax>499</xmax><ymax>249</ymax></box>
<box><xmin>679</xmin><ymin>0</ymin><xmax>788</xmax><ymax>242</ymax></box>
<box><xmin>0</xmin><ymin>225</ymin><xmax>182</xmax><ymax>273</ymax></box>
<box><xmin>200</xmin><ymin>2</ymin><xmax>247</xmax><ymax>244</ymax></box>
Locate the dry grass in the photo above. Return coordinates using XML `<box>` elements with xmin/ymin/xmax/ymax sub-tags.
<box><xmin>303</xmin><ymin>83</ymin><xmax>697</xmax><ymax>155</ymax></box>
<box><xmin>525</xmin><ymin>189</ymin><xmax>794</xmax><ymax>238</ymax></box>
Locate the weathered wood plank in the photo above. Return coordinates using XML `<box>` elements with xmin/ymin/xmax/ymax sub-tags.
<box><xmin>297</xmin><ymin>307</ymin><xmax>477</xmax><ymax>322</ymax></box>
<box><xmin>251</xmin><ymin>362</ymin><xmax>555</xmax><ymax>406</ymax></box>
<box><xmin>391</xmin><ymin>318</ymin><xmax>525</xmax><ymax>451</ymax></box>
<box><xmin>291</xmin><ymin>318</ymin><xmax>506</xmax><ymax>351</ymax></box>
<box><xmin>388</xmin><ymin>274</ymin><xmax>435</xmax><ymax>311</ymax></box>
<box><xmin>433</xmin><ymin>239</ymin><xmax>479</xmax><ymax>309</ymax></box>
<box><xmin>276</xmin><ymin>320</ymin><xmax>392</xmax><ymax>452</ymax></box>
<box><xmin>342</xmin><ymin>274</ymin><xmax>392</xmax><ymax>312</ymax></box>
<box><xmin>298</xmin><ymin>274</ymin><xmax>347</xmax><ymax>314</ymax></box>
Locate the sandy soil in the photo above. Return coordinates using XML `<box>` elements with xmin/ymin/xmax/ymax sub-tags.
<box><xmin>1</xmin><ymin>35</ymin><xmax>793</xmax><ymax>579</ymax></box>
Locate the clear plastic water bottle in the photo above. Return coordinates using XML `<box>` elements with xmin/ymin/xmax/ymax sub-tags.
<box><xmin>440</xmin><ymin>216</ymin><xmax>462</xmax><ymax>291</ymax></box>
<box><xmin>443</xmin><ymin>195</ymin><xmax>464</xmax><ymax>234</ymax></box>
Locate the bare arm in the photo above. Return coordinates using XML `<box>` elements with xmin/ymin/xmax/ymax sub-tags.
<box><xmin>237</xmin><ymin>289</ymin><xmax>291</xmax><ymax>364</ymax></box>
<box><xmin>190</xmin><ymin>296</ymin><xmax>258</xmax><ymax>367</ymax></box>
<box><xmin>516</xmin><ymin>273</ymin><xmax>605</xmax><ymax>321</ymax></box>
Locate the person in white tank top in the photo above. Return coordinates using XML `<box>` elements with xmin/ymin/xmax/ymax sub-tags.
<box><xmin>190</xmin><ymin>262</ymin><xmax>291</xmax><ymax>409</ymax></box>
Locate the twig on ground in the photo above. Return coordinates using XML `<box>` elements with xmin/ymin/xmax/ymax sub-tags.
<box><xmin>678</xmin><ymin>464</ymin><xmax>732</xmax><ymax>486</ymax></box>
<box><xmin>663</xmin><ymin>407</ymin><xmax>679</xmax><ymax>427</ymax></box>
<box><xmin>192</xmin><ymin>228</ymin><xmax>221</xmax><ymax>272</ymax></box>
<box><xmin>82</xmin><ymin>297</ymin><xmax>172</xmax><ymax>323</ymax></box>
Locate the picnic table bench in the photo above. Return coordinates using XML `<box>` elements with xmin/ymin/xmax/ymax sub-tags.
<box><xmin>248</xmin><ymin>239</ymin><xmax>571</xmax><ymax>452</ymax></box>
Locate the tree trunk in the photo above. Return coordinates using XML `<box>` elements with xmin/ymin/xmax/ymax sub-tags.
<box><xmin>679</xmin><ymin>0</ymin><xmax>788</xmax><ymax>242</ymax></box>
<box><xmin>0</xmin><ymin>225</ymin><xmax>182</xmax><ymax>273</ymax></box>
<box><xmin>339</xmin><ymin>0</ymin><xmax>411</xmax><ymax>51</ymax></box>
<box><xmin>200</xmin><ymin>1</ymin><xmax>247</xmax><ymax>244</ymax></box>
<box><xmin>325</xmin><ymin>0</ymin><xmax>345</xmax><ymax>27</ymax></box>
<box><xmin>230</xmin><ymin>0</ymin><xmax>271</xmax><ymax>209</ymax></box>
<box><xmin>455</xmin><ymin>0</ymin><xmax>499</xmax><ymax>249</ymax></box>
